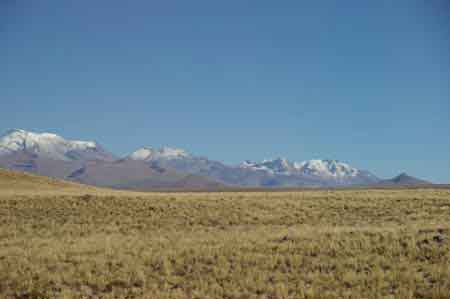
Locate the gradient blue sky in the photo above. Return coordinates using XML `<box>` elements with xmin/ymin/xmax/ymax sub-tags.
<box><xmin>1</xmin><ymin>0</ymin><xmax>450</xmax><ymax>182</ymax></box>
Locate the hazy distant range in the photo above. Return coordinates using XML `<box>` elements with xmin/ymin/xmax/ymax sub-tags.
<box><xmin>0</xmin><ymin>129</ymin><xmax>431</xmax><ymax>191</ymax></box>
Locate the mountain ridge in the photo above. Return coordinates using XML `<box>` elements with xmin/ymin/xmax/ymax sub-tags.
<box><xmin>0</xmin><ymin>129</ymin><xmax>433</xmax><ymax>189</ymax></box>
<box><xmin>378</xmin><ymin>173</ymin><xmax>431</xmax><ymax>186</ymax></box>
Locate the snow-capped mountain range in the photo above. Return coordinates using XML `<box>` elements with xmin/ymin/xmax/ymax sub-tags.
<box><xmin>128</xmin><ymin>146</ymin><xmax>360</xmax><ymax>179</ymax></box>
<box><xmin>124</xmin><ymin>146</ymin><xmax>379</xmax><ymax>186</ymax></box>
<box><xmin>0</xmin><ymin>129</ymin><xmax>425</xmax><ymax>189</ymax></box>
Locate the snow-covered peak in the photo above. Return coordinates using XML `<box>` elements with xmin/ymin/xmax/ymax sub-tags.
<box><xmin>129</xmin><ymin>146</ymin><xmax>190</xmax><ymax>161</ymax></box>
<box><xmin>240</xmin><ymin>160</ymin><xmax>272</xmax><ymax>172</ymax></box>
<box><xmin>0</xmin><ymin>129</ymin><xmax>106</xmax><ymax>161</ymax></box>
<box><xmin>299</xmin><ymin>159</ymin><xmax>359</xmax><ymax>178</ymax></box>
<box><xmin>261</xmin><ymin>158</ymin><xmax>294</xmax><ymax>173</ymax></box>
<box><xmin>240</xmin><ymin>157</ymin><xmax>360</xmax><ymax>178</ymax></box>
<box><xmin>128</xmin><ymin>147</ymin><xmax>154</xmax><ymax>161</ymax></box>
<box><xmin>240</xmin><ymin>157</ymin><xmax>295</xmax><ymax>174</ymax></box>
<box><xmin>240</xmin><ymin>160</ymin><xmax>257</xmax><ymax>168</ymax></box>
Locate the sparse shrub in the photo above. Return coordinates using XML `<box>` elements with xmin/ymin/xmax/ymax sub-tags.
<box><xmin>0</xmin><ymin>188</ymin><xmax>449</xmax><ymax>298</ymax></box>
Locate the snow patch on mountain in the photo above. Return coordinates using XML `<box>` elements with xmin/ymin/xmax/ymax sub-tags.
<box><xmin>129</xmin><ymin>147</ymin><xmax>190</xmax><ymax>161</ymax></box>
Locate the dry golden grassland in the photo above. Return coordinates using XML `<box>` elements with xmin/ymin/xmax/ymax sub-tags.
<box><xmin>0</xmin><ymin>171</ymin><xmax>449</xmax><ymax>298</ymax></box>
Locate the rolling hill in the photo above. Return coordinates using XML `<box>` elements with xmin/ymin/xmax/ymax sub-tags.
<box><xmin>0</xmin><ymin>168</ymin><xmax>87</xmax><ymax>191</ymax></box>
<box><xmin>378</xmin><ymin>173</ymin><xmax>431</xmax><ymax>186</ymax></box>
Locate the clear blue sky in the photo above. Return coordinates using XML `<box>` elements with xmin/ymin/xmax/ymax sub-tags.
<box><xmin>1</xmin><ymin>0</ymin><xmax>449</xmax><ymax>182</ymax></box>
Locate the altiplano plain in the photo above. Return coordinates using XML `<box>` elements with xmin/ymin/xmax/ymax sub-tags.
<box><xmin>0</xmin><ymin>169</ymin><xmax>449</xmax><ymax>298</ymax></box>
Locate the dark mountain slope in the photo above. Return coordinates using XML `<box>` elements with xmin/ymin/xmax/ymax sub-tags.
<box><xmin>378</xmin><ymin>173</ymin><xmax>431</xmax><ymax>186</ymax></box>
